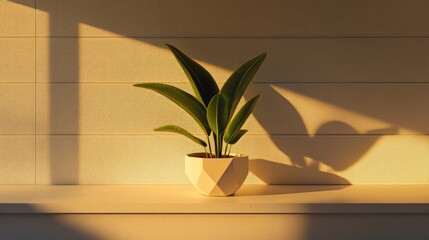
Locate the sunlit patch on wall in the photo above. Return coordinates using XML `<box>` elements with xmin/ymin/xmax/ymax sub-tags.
<box><xmin>78</xmin><ymin>23</ymin><xmax>234</xmax><ymax>83</ymax></box>
<box><xmin>338</xmin><ymin>135</ymin><xmax>429</xmax><ymax>183</ymax></box>
<box><xmin>271</xmin><ymin>85</ymin><xmax>411</xmax><ymax>135</ymax></box>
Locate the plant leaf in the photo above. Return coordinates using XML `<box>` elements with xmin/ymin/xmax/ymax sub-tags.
<box><xmin>226</xmin><ymin>129</ymin><xmax>248</xmax><ymax>145</ymax></box>
<box><xmin>133</xmin><ymin>83</ymin><xmax>211</xmax><ymax>135</ymax></box>
<box><xmin>154</xmin><ymin>125</ymin><xmax>207</xmax><ymax>147</ymax></box>
<box><xmin>166</xmin><ymin>44</ymin><xmax>219</xmax><ymax>107</ymax></box>
<box><xmin>220</xmin><ymin>53</ymin><xmax>266</xmax><ymax>120</ymax></box>
<box><xmin>206</xmin><ymin>93</ymin><xmax>229</xmax><ymax>136</ymax></box>
<box><xmin>224</xmin><ymin>94</ymin><xmax>261</xmax><ymax>143</ymax></box>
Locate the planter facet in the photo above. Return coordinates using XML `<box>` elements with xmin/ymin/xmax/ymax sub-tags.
<box><xmin>185</xmin><ymin>153</ymin><xmax>249</xmax><ymax>197</ymax></box>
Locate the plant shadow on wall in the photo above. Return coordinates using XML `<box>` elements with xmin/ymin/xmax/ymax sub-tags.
<box><xmin>244</xmin><ymin>85</ymin><xmax>398</xmax><ymax>184</ymax></box>
<box><xmin>8</xmin><ymin>0</ymin><xmax>401</xmax><ymax>185</ymax></box>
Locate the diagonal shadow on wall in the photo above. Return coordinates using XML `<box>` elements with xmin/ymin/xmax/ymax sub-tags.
<box><xmin>245</xmin><ymin>85</ymin><xmax>398</xmax><ymax>184</ymax></box>
<box><xmin>10</xmin><ymin>0</ymin><xmax>419</xmax><ymax>185</ymax></box>
<box><xmin>11</xmin><ymin>0</ymin><xmax>429</xmax><ymax>132</ymax></box>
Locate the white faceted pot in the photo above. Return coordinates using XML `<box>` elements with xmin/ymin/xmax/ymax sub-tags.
<box><xmin>185</xmin><ymin>153</ymin><xmax>249</xmax><ymax>197</ymax></box>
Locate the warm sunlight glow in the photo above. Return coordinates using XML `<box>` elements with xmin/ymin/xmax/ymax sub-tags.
<box><xmin>256</xmin><ymin>86</ymin><xmax>429</xmax><ymax>183</ymax></box>
<box><xmin>340</xmin><ymin>135</ymin><xmax>429</xmax><ymax>183</ymax></box>
<box><xmin>271</xmin><ymin>85</ymin><xmax>411</xmax><ymax>135</ymax></box>
<box><xmin>78</xmin><ymin>23</ymin><xmax>233</xmax><ymax>83</ymax></box>
<box><xmin>5</xmin><ymin>2</ymin><xmax>429</xmax><ymax>185</ymax></box>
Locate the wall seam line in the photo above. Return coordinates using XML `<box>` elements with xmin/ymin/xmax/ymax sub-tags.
<box><xmin>34</xmin><ymin>0</ymin><xmax>37</xmax><ymax>185</ymax></box>
<box><xmin>30</xmin><ymin>134</ymin><xmax>423</xmax><ymax>137</ymax></box>
<box><xmin>29</xmin><ymin>82</ymin><xmax>429</xmax><ymax>84</ymax></box>
<box><xmin>26</xmin><ymin>36</ymin><xmax>429</xmax><ymax>39</ymax></box>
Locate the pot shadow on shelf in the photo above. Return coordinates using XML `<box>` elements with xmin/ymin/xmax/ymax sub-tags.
<box><xmin>237</xmin><ymin>85</ymin><xmax>398</xmax><ymax>196</ymax></box>
<box><xmin>234</xmin><ymin>183</ymin><xmax>347</xmax><ymax>196</ymax></box>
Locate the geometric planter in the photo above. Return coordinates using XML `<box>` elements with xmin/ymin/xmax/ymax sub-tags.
<box><xmin>185</xmin><ymin>153</ymin><xmax>249</xmax><ymax>197</ymax></box>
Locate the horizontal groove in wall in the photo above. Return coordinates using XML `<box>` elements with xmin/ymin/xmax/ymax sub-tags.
<box><xmin>26</xmin><ymin>133</ymin><xmax>429</xmax><ymax>136</ymax></box>
<box><xmin>0</xmin><ymin>134</ymin><xmax>37</xmax><ymax>136</ymax></box>
<box><xmin>35</xmin><ymin>35</ymin><xmax>429</xmax><ymax>40</ymax></box>
<box><xmin>29</xmin><ymin>36</ymin><xmax>429</xmax><ymax>39</ymax></box>
<box><xmin>31</xmin><ymin>35</ymin><xmax>428</xmax><ymax>39</ymax></box>
<box><xmin>0</xmin><ymin>36</ymin><xmax>35</xmax><ymax>38</ymax></box>
<box><xmin>32</xmin><ymin>82</ymin><xmax>429</xmax><ymax>84</ymax></box>
<box><xmin>31</xmin><ymin>35</ymin><xmax>429</xmax><ymax>40</ymax></box>
<box><xmin>0</xmin><ymin>82</ymin><xmax>35</xmax><ymax>84</ymax></box>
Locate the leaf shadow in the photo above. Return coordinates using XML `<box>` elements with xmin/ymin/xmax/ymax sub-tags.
<box><xmin>245</xmin><ymin>84</ymin><xmax>398</xmax><ymax>184</ymax></box>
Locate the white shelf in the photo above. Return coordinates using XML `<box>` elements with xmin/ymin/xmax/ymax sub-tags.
<box><xmin>0</xmin><ymin>184</ymin><xmax>428</xmax><ymax>214</ymax></box>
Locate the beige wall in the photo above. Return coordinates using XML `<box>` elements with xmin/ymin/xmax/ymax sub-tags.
<box><xmin>1</xmin><ymin>0</ymin><xmax>429</xmax><ymax>184</ymax></box>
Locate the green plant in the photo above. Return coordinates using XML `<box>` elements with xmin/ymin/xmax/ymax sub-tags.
<box><xmin>134</xmin><ymin>44</ymin><xmax>266</xmax><ymax>158</ymax></box>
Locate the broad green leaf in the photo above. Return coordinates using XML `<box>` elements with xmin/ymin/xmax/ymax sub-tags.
<box><xmin>154</xmin><ymin>125</ymin><xmax>207</xmax><ymax>147</ymax></box>
<box><xmin>224</xmin><ymin>94</ymin><xmax>261</xmax><ymax>143</ymax></box>
<box><xmin>166</xmin><ymin>44</ymin><xmax>219</xmax><ymax>107</ymax></box>
<box><xmin>133</xmin><ymin>83</ymin><xmax>211</xmax><ymax>135</ymax></box>
<box><xmin>221</xmin><ymin>53</ymin><xmax>266</xmax><ymax>120</ymax></box>
<box><xmin>226</xmin><ymin>129</ymin><xmax>248</xmax><ymax>145</ymax></box>
<box><xmin>207</xmin><ymin>93</ymin><xmax>229</xmax><ymax>136</ymax></box>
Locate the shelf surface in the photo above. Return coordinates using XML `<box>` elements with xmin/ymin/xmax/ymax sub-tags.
<box><xmin>0</xmin><ymin>185</ymin><xmax>428</xmax><ymax>214</ymax></box>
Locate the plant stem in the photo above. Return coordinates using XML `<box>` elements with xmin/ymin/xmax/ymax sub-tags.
<box><xmin>206</xmin><ymin>135</ymin><xmax>213</xmax><ymax>158</ymax></box>
<box><xmin>224</xmin><ymin>143</ymin><xmax>229</xmax><ymax>156</ymax></box>
<box><xmin>215</xmin><ymin>133</ymin><xmax>223</xmax><ymax>158</ymax></box>
<box><xmin>213</xmin><ymin>134</ymin><xmax>218</xmax><ymax>158</ymax></box>
<box><xmin>220</xmin><ymin>134</ymin><xmax>223</xmax><ymax>157</ymax></box>
<box><xmin>216</xmin><ymin>135</ymin><xmax>220</xmax><ymax>158</ymax></box>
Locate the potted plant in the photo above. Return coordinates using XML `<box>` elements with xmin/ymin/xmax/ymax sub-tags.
<box><xmin>134</xmin><ymin>44</ymin><xmax>266</xmax><ymax>196</ymax></box>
